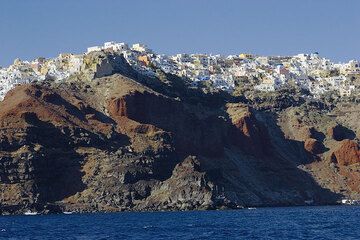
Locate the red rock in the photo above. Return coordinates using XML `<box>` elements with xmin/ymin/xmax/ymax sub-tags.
<box><xmin>227</xmin><ymin>104</ymin><xmax>264</xmax><ymax>155</ymax></box>
<box><xmin>108</xmin><ymin>91</ymin><xmax>227</xmax><ymax>157</ymax></box>
<box><xmin>304</xmin><ymin>138</ymin><xmax>324</xmax><ymax>155</ymax></box>
<box><xmin>108</xmin><ymin>96</ymin><xmax>128</xmax><ymax>117</ymax></box>
<box><xmin>333</xmin><ymin>140</ymin><xmax>360</xmax><ymax>166</ymax></box>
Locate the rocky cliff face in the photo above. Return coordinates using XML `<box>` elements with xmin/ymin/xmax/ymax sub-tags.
<box><xmin>0</xmin><ymin>59</ymin><xmax>359</xmax><ymax>215</ymax></box>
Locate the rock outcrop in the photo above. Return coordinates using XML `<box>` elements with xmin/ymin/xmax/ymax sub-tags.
<box><xmin>304</xmin><ymin>138</ymin><xmax>324</xmax><ymax>155</ymax></box>
<box><xmin>140</xmin><ymin>156</ymin><xmax>217</xmax><ymax>210</ymax></box>
<box><xmin>332</xmin><ymin>140</ymin><xmax>360</xmax><ymax>166</ymax></box>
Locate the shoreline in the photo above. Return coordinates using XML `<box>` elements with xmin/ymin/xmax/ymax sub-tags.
<box><xmin>1</xmin><ymin>202</ymin><xmax>354</xmax><ymax>217</ymax></box>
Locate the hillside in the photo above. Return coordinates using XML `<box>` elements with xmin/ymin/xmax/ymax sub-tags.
<box><xmin>0</xmin><ymin>50</ymin><xmax>359</xmax><ymax>215</ymax></box>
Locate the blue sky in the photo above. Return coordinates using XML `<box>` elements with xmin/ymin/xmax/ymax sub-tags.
<box><xmin>0</xmin><ymin>0</ymin><xmax>359</xmax><ymax>66</ymax></box>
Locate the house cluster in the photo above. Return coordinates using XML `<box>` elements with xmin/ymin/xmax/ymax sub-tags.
<box><xmin>0</xmin><ymin>53</ymin><xmax>84</xmax><ymax>100</ymax></box>
<box><xmin>154</xmin><ymin>52</ymin><xmax>359</xmax><ymax>98</ymax></box>
<box><xmin>0</xmin><ymin>41</ymin><xmax>359</xmax><ymax>100</ymax></box>
<box><xmin>87</xmin><ymin>41</ymin><xmax>157</xmax><ymax>78</ymax></box>
<box><xmin>106</xmin><ymin>43</ymin><xmax>359</xmax><ymax>97</ymax></box>
<box><xmin>0</xmin><ymin>58</ymin><xmax>43</xmax><ymax>100</ymax></box>
<box><xmin>341</xmin><ymin>198</ymin><xmax>360</xmax><ymax>205</ymax></box>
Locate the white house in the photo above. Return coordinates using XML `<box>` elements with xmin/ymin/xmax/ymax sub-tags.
<box><xmin>131</xmin><ymin>43</ymin><xmax>150</xmax><ymax>53</ymax></box>
<box><xmin>325</xmin><ymin>75</ymin><xmax>346</xmax><ymax>88</ymax></box>
<box><xmin>68</xmin><ymin>55</ymin><xmax>83</xmax><ymax>73</ymax></box>
<box><xmin>87</xmin><ymin>46</ymin><xmax>102</xmax><ymax>53</ymax></box>
<box><xmin>104</xmin><ymin>42</ymin><xmax>129</xmax><ymax>52</ymax></box>
<box><xmin>254</xmin><ymin>83</ymin><xmax>275</xmax><ymax>92</ymax></box>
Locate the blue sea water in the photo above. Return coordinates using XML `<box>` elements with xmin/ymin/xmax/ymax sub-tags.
<box><xmin>0</xmin><ymin>206</ymin><xmax>359</xmax><ymax>239</ymax></box>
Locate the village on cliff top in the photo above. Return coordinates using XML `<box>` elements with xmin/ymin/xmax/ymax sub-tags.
<box><xmin>0</xmin><ymin>41</ymin><xmax>359</xmax><ymax>101</ymax></box>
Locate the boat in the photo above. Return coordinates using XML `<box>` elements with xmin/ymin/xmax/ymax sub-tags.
<box><xmin>341</xmin><ymin>199</ymin><xmax>360</xmax><ymax>205</ymax></box>
<box><xmin>24</xmin><ymin>211</ymin><xmax>38</xmax><ymax>216</ymax></box>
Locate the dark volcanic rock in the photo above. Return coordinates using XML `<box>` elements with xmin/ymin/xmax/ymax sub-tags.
<box><xmin>139</xmin><ymin>156</ymin><xmax>216</xmax><ymax>210</ymax></box>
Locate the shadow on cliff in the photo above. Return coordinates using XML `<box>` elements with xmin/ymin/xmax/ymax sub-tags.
<box><xmin>104</xmin><ymin>57</ymin><xmax>344</xmax><ymax>205</ymax></box>
<box><xmin>330</xmin><ymin>124</ymin><xmax>356</xmax><ymax>141</ymax></box>
<box><xmin>254</xmin><ymin>111</ymin><xmax>327</xmax><ymax>165</ymax></box>
<box><xmin>36</xmin><ymin>86</ymin><xmax>131</xmax><ymax>151</ymax></box>
<box><xmin>24</xmin><ymin>113</ymin><xmax>86</xmax><ymax>203</ymax></box>
<box><xmin>111</xmin><ymin>89</ymin><xmax>343</xmax><ymax>204</ymax></box>
<box><xmin>249</xmin><ymin>111</ymin><xmax>343</xmax><ymax>203</ymax></box>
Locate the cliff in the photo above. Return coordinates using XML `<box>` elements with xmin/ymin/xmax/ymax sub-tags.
<box><xmin>0</xmin><ymin>57</ymin><xmax>359</xmax><ymax>215</ymax></box>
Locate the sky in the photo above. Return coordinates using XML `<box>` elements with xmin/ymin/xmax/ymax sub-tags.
<box><xmin>0</xmin><ymin>0</ymin><xmax>359</xmax><ymax>66</ymax></box>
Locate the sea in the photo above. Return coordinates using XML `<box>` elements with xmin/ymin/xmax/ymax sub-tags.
<box><xmin>0</xmin><ymin>206</ymin><xmax>358</xmax><ymax>239</ymax></box>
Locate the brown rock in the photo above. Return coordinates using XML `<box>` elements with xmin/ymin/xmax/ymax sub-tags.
<box><xmin>300</xmin><ymin>127</ymin><xmax>315</xmax><ymax>140</ymax></box>
<box><xmin>333</xmin><ymin>140</ymin><xmax>360</xmax><ymax>166</ymax></box>
<box><xmin>108</xmin><ymin>96</ymin><xmax>128</xmax><ymax>117</ymax></box>
<box><xmin>108</xmin><ymin>91</ymin><xmax>227</xmax><ymax>157</ymax></box>
<box><xmin>227</xmin><ymin>103</ymin><xmax>263</xmax><ymax>155</ymax></box>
